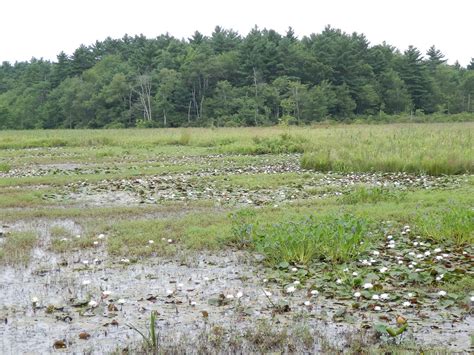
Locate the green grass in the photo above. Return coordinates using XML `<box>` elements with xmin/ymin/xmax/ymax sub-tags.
<box><xmin>300</xmin><ymin>124</ymin><xmax>473</xmax><ymax>175</ymax></box>
<box><xmin>0</xmin><ymin>162</ymin><xmax>11</xmax><ymax>172</ymax></box>
<box><xmin>1</xmin><ymin>123</ymin><xmax>472</xmax><ymax>175</ymax></box>
<box><xmin>415</xmin><ymin>207</ymin><xmax>474</xmax><ymax>246</ymax></box>
<box><xmin>340</xmin><ymin>186</ymin><xmax>407</xmax><ymax>205</ymax></box>
<box><xmin>0</xmin><ymin>231</ymin><xmax>37</xmax><ymax>264</ymax></box>
<box><xmin>106</xmin><ymin>209</ymin><xmax>230</xmax><ymax>257</ymax></box>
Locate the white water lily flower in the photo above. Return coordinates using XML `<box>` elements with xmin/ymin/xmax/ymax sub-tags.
<box><xmin>413</xmin><ymin>242</ymin><xmax>419</xmax><ymax>246</ymax></box>
<box><xmin>304</xmin><ymin>301</ymin><xmax>311</xmax><ymax>306</ymax></box>
<box><xmin>416</xmin><ymin>254</ymin><xmax>424</xmax><ymax>259</ymax></box>
<box><xmin>82</xmin><ymin>280</ymin><xmax>91</xmax><ymax>286</ymax></box>
<box><xmin>398</xmin><ymin>260</ymin><xmax>403</xmax><ymax>264</ymax></box>
<box><xmin>380</xmin><ymin>293</ymin><xmax>389</xmax><ymax>300</ymax></box>
<box><xmin>82</xmin><ymin>260</ymin><xmax>89</xmax><ymax>265</ymax></box>
<box><xmin>190</xmin><ymin>301</ymin><xmax>197</xmax><ymax>306</ymax></box>
<box><xmin>343</xmin><ymin>268</ymin><xmax>349</xmax><ymax>272</ymax></box>
<box><xmin>293</xmin><ymin>280</ymin><xmax>300</xmax><ymax>285</ymax></box>
<box><xmin>408</xmin><ymin>252</ymin><xmax>415</xmax><ymax>256</ymax></box>
<box><xmin>370</xmin><ymin>258</ymin><xmax>376</xmax><ymax>263</ymax></box>
<box><xmin>408</xmin><ymin>265</ymin><xmax>414</xmax><ymax>269</ymax></box>
<box><xmin>434</xmin><ymin>248</ymin><xmax>442</xmax><ymax>253</ymax></box>
<box><xmin>438</xmin><ymin>290</ymin><xmax>447</xmax><ymax>297</ymax></box>
<box><xmin>88</xmin><ymin>300</ymin><xmax>98</xmax><ymax>308</ymax></box>
<box><xmin>336</xmin><ymin>279</ymin><xmax>342</xmax><ymax>284</ymax></box>
<box><xmin>442</xmin><ymin>253</ymin><xmax>449</xmax><ymax>258</ymax></box>
<box><xmin>424</xmin><ymin>251</ymin><xmax>431</xmax><ymax>256</ymax></box>
<box><xmin>148</xmin><ymin>240</ymin><xmax>154</xmax><ymax>244</ymax></box>
<box><xmin>363</xmin><ymin>283</ymin><xmax>373</xmax><ymax>289</ymax></box>
<box><xmin>407</xmin><ymin>292</ymin><xmax>414</xmax><ymax>298</ymax></box>
<box><xmin>379</xmin><ymin>267</ymin><xmax>388</xmax><ymax>273</ymax></box>
<box><xmin>387</xmin><ymin>244</ymin><xmax>395</xmax><ymax>249</ymax></box>
<box><xmin>31</xmin><ymin>296</ymin><xmax>39</xmax><ymax>303</ymax></box>
<box><xmin>352</xmin><ymin>272</ymin><xmax>358</xmax><ymax>276</ymax></box>
<box><xmin>354</xmin><ymin>292</ymin><xmax>361</xmax><ymax>298</ymax></box>
<box><xmin>361</xmin><ymin>259</ymin><xmax>371</xmax><ymax>266</ymax></box>
<box><xmin>226</xmin><ymin>294</ymin><xmax>234</xmax><ymax>299</ymax></box>
<box><xmin>120</xmin><ymin>258</ymin><xmax>130</xmax><ymax>263</ymax></box>
<box><xmin>387</xmin><ymin>235</ymin><xmax>393</xmax><ymax>240</ymax></box>
<box><xmin>373</xmin><ymin>251</ymin><xmax>380</xmax><ymax>256</ymax></box>
<box><xmin>291</xmin><ymin>267</ymin><xmax>298</xmax><ymax>272</ymax></box>
<box><xmin>372</xmin><ymin>294</ymin><xmax>380</xmax><ymax>300</ymax></box>
<box><xmin>286</xmin><ymin>286</ymin><xmax>296</xmax><ymax>293</ymax></box>
<box><xmin>263</xmin><ymin>278</ymin><xmax>268</xmax><ymax>283</ymax></box>
<box><xmin>167</xmin><ymin>239</ymin><xmax>173</xmax><ymax>243</ymax></box>
<box><xmin>236</xmin><ymin>291</ymin><xmax>243</xmax><ymax>299</ymax></box>
<box><xmin>98</xmin><ymin>234</ymin><xmax>105</xmax><ymax>239</ymax></box>
<box><xmin>374</xmin><ymin>306</ymin><xmax>381</xmax><ymax>311</ymax></box>
<box><xmin>310</xmin><ymin>290</ymin><xmax>319</xmax><ymax>296</ymax></box>
<box><xmin>470</xmin><ymin>296</ymin><xmax>474</xmax><ymax>302</ymax></box>
<box><xmin>403</xmin><ymin>301</ymin><xmax>411</xmax><ymax>307</ymax></box>
<box><xmin>93</xmin><ymin>241</ymin><xmax>99</xmax><ymax>245</ymax></box>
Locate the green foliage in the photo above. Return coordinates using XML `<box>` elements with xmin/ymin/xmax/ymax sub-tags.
<box><xmin>341</xmin><ymin>186</ymin><xmax>407</xmax><ymax>204</ymax></box>
<box><xmin>0</xmin><ymin>163</ymin><xmax>11</xmax><ymax>172</ymax></box>
<box><xmin>415</xmin><ymin>207</ymin><xmax>474</xmax><ymax>246</ymax></box>
<box><xmin>235</xmin><ymin>213</ymin><xmax>371</xmax><ymax>266</ymax></box>
<box><xmin>1</xmin><ymin>27</ymin><xmax>473</xmax><ymax>130</ymax></box>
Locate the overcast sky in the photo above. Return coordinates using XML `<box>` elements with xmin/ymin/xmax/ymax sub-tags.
<box><xmin>1</xmin><ymin>0</ymin><xmax>472</xmax><ymax>65</ymax></box>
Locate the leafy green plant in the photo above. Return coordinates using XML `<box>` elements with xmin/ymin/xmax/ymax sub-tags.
<box><xmin>228</xmin><ymin>209</ymin><xmax>257</xmax><ymax>248</ymax></box>
<box><xmin>248</xmin><ymin>214</ymin><xmax>370</xmax><ymax>266</ymax></box>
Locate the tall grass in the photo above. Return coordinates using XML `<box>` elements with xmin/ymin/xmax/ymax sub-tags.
<box><xmin>415</xmin><ymin>207</ymin><xmax>473</xmax><ymax>246</ymax></box>
<box><xmin>300</xmin><ymin>123</ymin><xmax>473</xmax><ymax>175</ymax></box>
<box><xmin>0</xmin><ymin>123</ymin><xmax>472</xmax><ymax>175</ymax></box>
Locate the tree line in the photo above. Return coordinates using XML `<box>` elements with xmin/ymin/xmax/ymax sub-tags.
<box><xmin>1</xmin><ymin>26</ymin><xmax>473</xmax><ymax>129</ymax></box>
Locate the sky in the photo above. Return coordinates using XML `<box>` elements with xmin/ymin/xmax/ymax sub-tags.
<box><xmin>1</xmin><ymin>0</ymin><xmax>473</xmax><ymax>65</ymax></box>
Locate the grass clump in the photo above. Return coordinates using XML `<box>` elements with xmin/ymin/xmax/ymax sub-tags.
<box><xmin>415</xmin><ymin>207</ymin><xmax>473</xmax><ymax>246</ymax></box>
<box><xmin>340</xmin><ymin>186</ymin><xmax>407</xmax><ymax>205</ymax></box>
<box><xmin>231</xmin><ymin>211</ymin><xmax>372</xmax><ymax>266</ymax></box>
<box><xmin>0</xmin><ymin>163</ymin><xmax>11</xmax><ymax>172</ymax></box>
<box><xmin>221</xmin><ymin>133</ymin><xmax>308</xmax><ymax>154</ymax></box>
<box><xmin>0</xmin><ymin>231</ymin><xmax>37</xmax><ymax>265</ymax></box>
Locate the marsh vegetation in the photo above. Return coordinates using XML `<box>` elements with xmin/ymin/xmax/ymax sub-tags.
<box><xmin>0</xmin><ymin>123</ymin><xmax>472</xmax><ymax>353</ymax></box>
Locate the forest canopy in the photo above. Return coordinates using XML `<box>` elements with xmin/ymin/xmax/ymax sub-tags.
<box><xmin>1</xmin><ymin>26</ymin><xmax>473</xmax><ymax>129</ymax></box>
